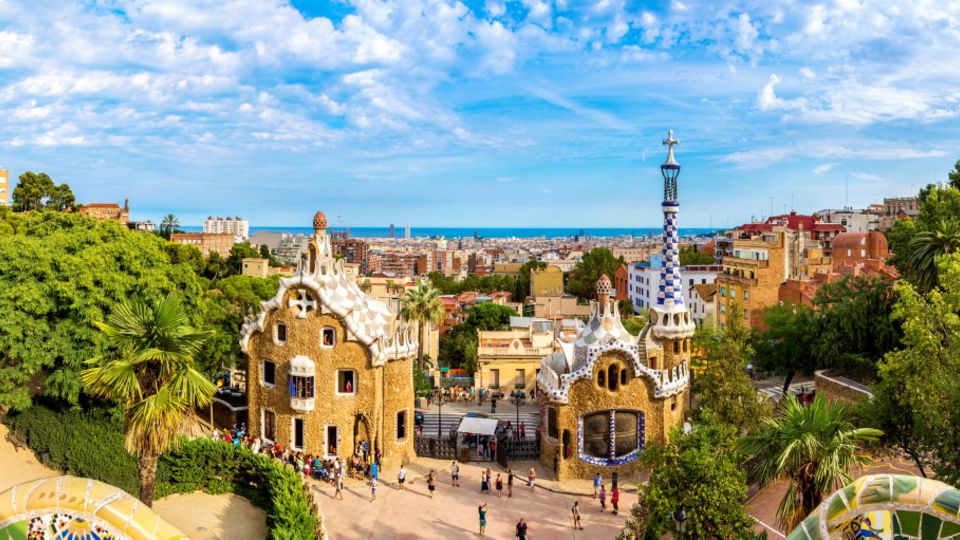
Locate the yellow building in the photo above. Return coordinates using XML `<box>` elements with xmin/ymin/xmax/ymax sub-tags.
<box><xmin>476</xmin><ymin>317</ymin><xmax>555</xmax><ymax>392</ymax></box>
<box><xmin>532</xmin><ymin>295</ymin><xmax>591</xmax><ymax>319</ymax></box>
<box><xmin>716</xmin><ymin>226</ymin><xmax>833</xmax><ymax>328</ymax></box>
<box><xmin>530</xmin><ymin>265</ymin><xmax>564</xmax><ymax>296</ymax></box>
<box><xmin>242</xmin><ymin>211</ymin><xmax>419</xmax><ymax>469</ymax></box>
<box><xmin>0</xmin><ymin>168</ymin><xmax>8</xmax><ymax>206</ymax></box>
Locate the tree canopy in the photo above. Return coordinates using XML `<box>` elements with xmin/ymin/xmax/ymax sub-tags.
<box><xmin>0</xmin><ymin>211</ymin><xmax>206</xmax><ymax>410</ymax></box>
<box><xmin>12</xmin><ymin>171</ymin><xmax>75</xmax><ymax>212</ymax></box>
<box><xmin>566</xmin><ymin>248</ymin><xmax>625</xmax><ymax>299</ymax></box>
<box><xmin>871</xmin><ymin>253</ymin><xmax>960</xmax><ymax>483</ymax></box>
<box><xmin>679</xmin><ymin>245</ymin><xmax>715</xmax><ymax>265</ymax></box>
<box><xmin>638</xmin><ymin>412</ymin><xmax>760</xmax><ymax>539</ymax></box>
<box><xmin>889</xmin><ymin>184</ymin><xmax>960</xmax><ymax>291</ymax></box>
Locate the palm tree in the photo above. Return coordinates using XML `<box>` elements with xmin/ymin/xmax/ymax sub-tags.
<box><xmin>401</xmin><ymin>281</ymin><xmax>445</xmax><ymax>373</ymax></box>
<box><xmin>81</xmin><ymin>294</ymin><xmax>216</xmax><ymax>507</ymax></box>
<box><xmin>740</xmin><ymin>394</ymin><xmax>882</xmax><ymax>530</ymax></box>
<box><xmin>161</xmin><ymin>213</ymin><xmax>180</xmax><ymax>237</ymax></box>
<box><xmin>906</xmin><ymin>219</ymin><xmax>960</xmax><ymax>291</ymax></box>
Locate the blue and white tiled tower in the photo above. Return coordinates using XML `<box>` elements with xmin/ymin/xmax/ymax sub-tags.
<box><xmin>650</xmin><ymin>130</ymin><xmax>696</xmax><ymax>340</ymax></box>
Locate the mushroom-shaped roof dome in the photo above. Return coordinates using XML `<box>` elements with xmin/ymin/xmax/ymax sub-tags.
<box><xmin>313</xmin><ymin>210</ymin><xmax>328</xmax><ymax>231</ymax></box>
<box><xmin>596</xmin><ymin>274</ymin><xmax>612</xmax><ymax>297</ymax></box>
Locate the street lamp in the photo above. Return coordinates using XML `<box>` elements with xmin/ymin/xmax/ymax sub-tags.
<box><xmin>673</xmin><ymin>505</ymin><xmax>688</xmax><ymax>540</ymax></box>
<box><xmin>511</xmin><ymin>389</ymin><xmax>525</xmax><ymax>437</ymax></box>
<box><xmin>435</xmin><ymin>386</ymin><xmax>445</xmax><ymax>440</ymax></box>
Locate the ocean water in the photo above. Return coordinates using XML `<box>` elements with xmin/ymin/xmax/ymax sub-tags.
<box><xmin>182</xmin><ymin>226</ymin><xmax>721</xmax><ymax>239</ymax></box>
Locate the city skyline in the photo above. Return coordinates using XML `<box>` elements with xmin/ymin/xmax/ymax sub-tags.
<box><xmin>0</xmin><ymin>1</ymin><xmax>957</xmax><ymax>226</ymax></box>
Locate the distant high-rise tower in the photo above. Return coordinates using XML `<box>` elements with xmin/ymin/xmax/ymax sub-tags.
<box><xmin>405</xmin><ymin>224</ymin><xmax>411</xmax><ymax>239</ymax></box>
<box><xmin>389</xmin><ymin>224</ymin><xmax>395</xmax><ymax>239</ymax></box>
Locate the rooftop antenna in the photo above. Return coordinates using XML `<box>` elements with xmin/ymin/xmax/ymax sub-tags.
<box><xmin>845</xmin><ymin>174</ymin><xmax>850</xmax><ymax>209</ymax></box>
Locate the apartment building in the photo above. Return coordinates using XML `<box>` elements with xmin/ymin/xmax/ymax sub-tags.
<box><xmin>170</xmin><ymin>232</ymin><xmax>234</xmax><ymax>257</ymax></box>
<box><xmin>477</xmin><ymin>317</ymin><xmax>555</xmax><ymax>392</ymax></box>
<box><xmin>627</xmin><ymin>255</ymin><xmax>721</xmax><ymax>315</ymax></box>
<box><xmin>203</xmin><ymin>216</ymin><xmax>249</xmax><ymax>242</ymax></box>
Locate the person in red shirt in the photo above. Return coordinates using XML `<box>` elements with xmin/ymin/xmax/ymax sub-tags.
<box><xmin>611</xmin><ymin>486</ymin><xmax>620</xmax><ymax>515</ymax></box>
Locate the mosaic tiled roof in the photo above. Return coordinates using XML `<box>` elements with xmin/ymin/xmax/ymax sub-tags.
<box><xmin>0</xmin><ymin>476</ymin><xmax>187</xmax><ymax>540</ymax></box>
<box><xmin>788</xmin><ymin>474</ymin><xmax>960</xmax><ymax>540</ymax></box>
<box><xmin>240</xmin><ymin>218</ymin><xmax>418</xmax><ymax>366</ymax></box>
<box><xmin>536</xmin><ymin>299</ymin><xmax>689</xmax><ymax>404</ymax></box>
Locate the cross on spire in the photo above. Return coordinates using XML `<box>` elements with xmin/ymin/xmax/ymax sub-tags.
<box><xmin>662</xmin><ymin>129</ymin><xmax>679</xmax><ymax>166</ymax></box>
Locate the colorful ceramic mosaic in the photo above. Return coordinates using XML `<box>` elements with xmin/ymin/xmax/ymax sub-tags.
<box><xmin>788</xmin><ymin>474</ymin><xmax>960</xmax><ymax>540</ymax></box>
<box><xmin>0</xmin><ymin>476</ymin><xmax>187</xmax><ymax>540</ymax></box>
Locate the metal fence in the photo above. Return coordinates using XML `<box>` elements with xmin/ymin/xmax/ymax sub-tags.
<box><xmin>414</xmin><ymin>436</ymin><xmax>457</xmax><ymax>460</ymax></box>
<box><xmin>496</xmin><ymin>433</ymin><xmax>540</xmax><ymax>467</ymax></box>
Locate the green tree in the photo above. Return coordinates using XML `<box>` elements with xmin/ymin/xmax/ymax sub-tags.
<box><xmin>199</xmin><ymin>274</ymin><xmax>281</xmax><ymax>373</ymax></box>
<box><xmin>753</xmin><ymin>303</ymin><xmax>819</xmax><ymax>395</ymax></box>
<box><xmin>949</xmin><ymin>159</ymin><xmax>960</xmax><ymax>190</ymax></box>
<box><xmin>12</xmin><ymin>172</ymin><xmax>75</xmax><ymax>212</ymax></box>
<box><xmin>0</xmin><ymin>212</ymin><xmax>205</xmax><ymax>410</ymax></box>
<box><xmin>679</xmin><ymin>245</ymin><xmax>715</xmax><ymax>265</ymax></box>
<box><xmin>465</xmin><ymin>302</ymin><xmax>517</xmax><ymax>330</ymax></box>
<box><xmin>904</xmin><ymin>219</ymin><xmax>960</xmax><ymax>292</ymax></box>
<box><xmin>741</xmin><ymin>394</ymin><xmax>882</xmax><ymax>531</ymax></box>
<box><xmin>81</xmin><ymin>294</ymin><xmax>217</xmax><ymax>507</ymax></box>
<box><xmin>401</xmin><ymin>281</ymin><xmax>446</xmax><ymax>372</ymax></box>
<box><xmin>639</xmin><ymin>412</ymin><xmax>760</xmax><ymax>539</ymax></box>
<box><xmin>566</xmin><ymin>248</ymin><xmax>625</xmax><ymax>299</ymax></box>
<box><xmin>438</xmin><ymin>323</ymin><xmax>479</xmax><ymax>373</ymax></box>
<box><xmin>160</xmin><ymin>214</ymin><xmax>180</xmax><ymax>238</ymax></box>
<box><xmin>812</xmin><ymin>275</ymin><xmax>901</xmax><ymax>378</ymax></box>
<box><xmin>871</xmin><ymin>253</ymin><xmax>960</xmax><ymax>482</ymax></box>
<box><xmin>225</xmin><ymin>243</ymin><xmax>260</xmax><ymax>276</ymax></box>
<box><xmin>694</xmin><ymin>303</ymin><xmax>769</xmax><ymax>434</ymax></box>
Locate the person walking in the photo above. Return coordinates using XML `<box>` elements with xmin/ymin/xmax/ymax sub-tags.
<box><xmin>397</xmin><ymin>464</ymin><xmax>406</xmax><ymax>491</ymax></box>
<box><xmin>593</xmin><ymin>472</ymin><xmax>602</xmax><ymax>498</ymax></box>
<box><xmin>478</xmin><ymin>503</ymin><xmax>488</xmax><ymax>536</ymax></box>
<box><xmin>519</xmin><ymin>421</ymin><xmax>526</xmax><ymax>440</ymax></box>
<box><xmin>427</xmin><ymin>470</ymin><xmax>437</xmax><ymax>499</ymax></box>
<box><xmin>507</xmin><ymin>468</ymin><xmax>514</xmax><ymax>498</ymax></box>
<box><xmin>527</xmin><ymin>467</ymin><xmax>536</xmax><ymax>491</ymax></box>
<box><xmin>334</xmin><ymin>472</ymin><xmax>344</xmax><ymax>500</ymax></box>
<box><xmin>489</xmin><ymin>439</ymin><xmax>497</xmax><ymax>462</ymax></box>
<box><xmin>571</xmin><ymin>501</ymin><xmax>583</xmax><ymax>530</ymax></box>
<box><xmin>450</xmin><ymin>461</ymin><xmax>460</xmax><ymax>487</ymax></box>
<box><xmin>370</xmin><ymin>476</ymin><xmax>378</xmax><ymax>502</ymax></box>
<box><xmin>495</xmin><ymin>473</ymin><xmax>503</xmax><ymax>499</ymax></box>
<box><xmin>598</xmin><ymin>484</ymin><xmax>607</xmax><ymax>512</ymax></box>
<box><xmin>480</xmin><ymin>469</ymin><xmax>489</xmax><ymax>494</ymax></box>
<box><xmin>515</xmin><ymin>518</ymin><xmax>528</xmax><ymax>540</ymax></box>
<box><xmin>611</xmin><ymin>486</ymin><xmax>620</xmax><ymax>515</ymax></box>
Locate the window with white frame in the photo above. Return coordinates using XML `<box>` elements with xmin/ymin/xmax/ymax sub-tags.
<box><xmin>274</xmin><ymin>323</ymin><xmax>287</xmax><ymax>345</ymax></box>
<box><xmin>321</xmin><ymin>327</ymin><xmax>336</xmax><ymax>348</ymax></box>
<box><xmin>336</xmin><ymin>369</ymin><xmax>356</xmax><ymax>395</ymax></box>
<box><xmin>260</xmin><ymin>360</ymin><xmax>276</xmax><ymax>387</ymax></box>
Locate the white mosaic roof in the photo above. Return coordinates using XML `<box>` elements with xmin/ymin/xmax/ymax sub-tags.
<box><xmin>536</xmin><ymin>299</ymin><xmax>689</xmax><ymax>404</ymax></box>
<box><xmin>240</xmin><ymin>225</ymin><xmax>418</xmax><ymax>366</ymax></box>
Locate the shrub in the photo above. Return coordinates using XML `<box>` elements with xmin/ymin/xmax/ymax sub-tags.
<box><xmin>7</xmin><ymin>406</ymin><xmax>320</xmax><ymax>539</ymax></box>
<box><xmin>7</xmin><ymin>404</ymin><xmax>139</xmax><ymax>494</ymax></box>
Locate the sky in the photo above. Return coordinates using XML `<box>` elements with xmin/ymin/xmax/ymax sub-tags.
<box><xmin>0</xmin><ymin>0</ymin><xmax>958</xmax><ymax>228</ymax></box>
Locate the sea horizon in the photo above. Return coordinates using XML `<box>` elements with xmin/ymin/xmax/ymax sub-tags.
<box><xmin>181</xmin><ymin>226</ymin><xmax>722</xmax><ymax>239</ymax></box>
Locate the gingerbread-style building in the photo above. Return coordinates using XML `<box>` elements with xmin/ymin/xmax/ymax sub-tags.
<box><xmin>537</xmin><ymin>131</ymin><xmax>695</xmax><ymax>480</ymax></box>
<box><xmin>242</xmin><ymin>211</ymin><xmax>419</xmax><ymax>469</ymax></box>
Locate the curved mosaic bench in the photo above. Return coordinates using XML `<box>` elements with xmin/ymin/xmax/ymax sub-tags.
<box><xmin>0</xmin><ymin>476</ymin><xmax>187</xmax><ymax>540</ymax></box>
<box><xmin>788</xmin><ymin>473</ymin><xmax>960</xmax><ymax>539</ymax></box>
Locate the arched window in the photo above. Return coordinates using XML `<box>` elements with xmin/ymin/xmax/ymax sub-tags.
<box><xmin>620</xmin><ymin>369</ymin><xmax>627</xmax><ymax>386</ymax></box>
<box><xmin>608</xmin><ymin>365</ymin><xmax>618</xmax><ymax>391</ymax></box>
<box><xmin>673</xmin><ymin>341</ymin><xmax>679</xmax><ymax>354</ymax></box>
<box><xmin>598</xmin><ymin>370</ymin><xmax>606</xmax><ymax>387</ymax></box>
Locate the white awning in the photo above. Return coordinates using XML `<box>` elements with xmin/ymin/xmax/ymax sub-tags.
<box><xmin>457</xmin><ymin>417</ymin><xmax>498</xmax><ymax>436</ymax></box>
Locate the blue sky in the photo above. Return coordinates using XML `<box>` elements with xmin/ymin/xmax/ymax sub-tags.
<box><xmin>0</xmin><ymin>0</ymin><xmax>957</xmax><ymax>227</ymax></box>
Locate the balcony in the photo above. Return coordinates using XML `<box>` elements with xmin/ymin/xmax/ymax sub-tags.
<box><xmin>477</xmin><ymin>346</ymin><xmax>555</xmax><ymax>357</ymax></box>
<box><xmin>724</xmin><ymin>257</ymin><xmax>770</xmax><ymax>269</ymax></box>
<box><xmin>290</xmin><ymin>396</ymin><xmax>315</xmax><ymax>413</ymax></box>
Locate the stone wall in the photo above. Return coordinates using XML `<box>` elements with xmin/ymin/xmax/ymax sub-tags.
<box><xmin>815</xmin><ymin>369</ymin><xmax>873</xmax><ymax>404</ymax></box>
<box><xmin>247</xmin><ymin>287</ymin><xmax>414</xmax><ymax>468</ymax></box>
<box><xmin>540</xmin><ymin>349</ymin><xmax>688</xmax><ymax>480</ymax></box>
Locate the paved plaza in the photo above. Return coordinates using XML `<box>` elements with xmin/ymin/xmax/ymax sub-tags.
<box><xmin>313</xmin><ymin>457</ymin><xmax>637</xmax><ymax>539</ymax></box>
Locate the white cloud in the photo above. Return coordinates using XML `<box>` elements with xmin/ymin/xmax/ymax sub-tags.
<box><xmin>812</xmin><ymin>163</ymin><xmax>833</xmax><ymax>175</ymax></box>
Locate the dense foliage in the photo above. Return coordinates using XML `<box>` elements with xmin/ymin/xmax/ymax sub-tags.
<box><xmin>437</xmin><ymin>303</ymin><xmax>517</xmax><ymax>373</ymax></box>
<box><xmin>12</xmin><ymin>171</ymin><xmax>75</xmax><ymax>212</ymax></box>
<box><xmin>679</xmin><ymin>245</ymin><xmax>715</xmax><ymax>265</ymax></box>
<box><xmin>6</xmin><ymin>405</ymin><xmax>318</xmax><ymax>539</ymax></box>
<box><xmin>401</xmin><ymin>281</ymin><xmax>445</xmax><ymax>371</ymax></box>
<box><xmin>694</xmin><ymin>303</ymin><xmax>769</xmax><ymax>434</ymax></box>
<box><xmin>0</xmin><ymin>211</ymin><xmax>206</xmax><ymax>410</ymax></box>
<box><xmin>637</xmin><ymin>413</ymin><xmax>761</xmax><ymax>539</ymax></box>
<box><xmin>888</xmin><ymin>183</ymin><xmax>960</xmax><ymax>292</ymax></box>
<box><xmin>871</xmin><ymin>253</ymin><xmax>960</xmax><ymax>483</ymax></box>
<box><xmin>566</xmin><ymin>248</ymin><xmax>625</xmax><ymax>299</ymax></box>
